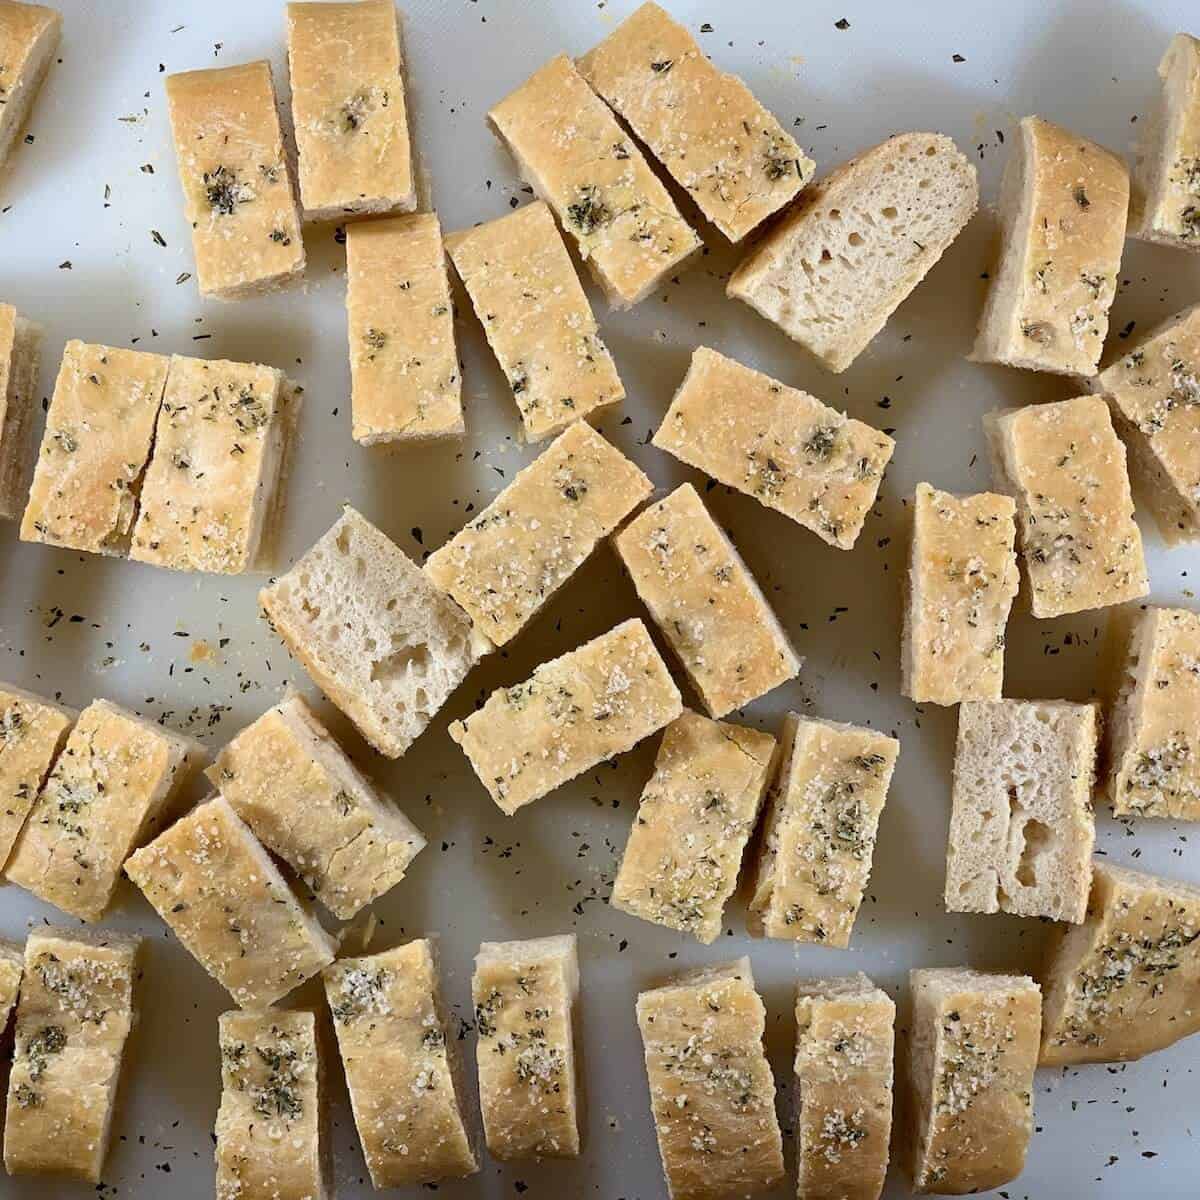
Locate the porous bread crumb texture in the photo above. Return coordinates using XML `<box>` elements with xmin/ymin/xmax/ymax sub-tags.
<box><xmin>727</xmin><ymin>132</ymin><xmax>977</xmax><ymax>372</ymax></box>
<box><xmin>0</xmin><ymin>304</ymin><xmax>43</xmax><ymax>520</ymax></box>
<box><xmin>0</xmin><ymin>1</ymin><xmax>60</xmax><ymax>175</ymax></box>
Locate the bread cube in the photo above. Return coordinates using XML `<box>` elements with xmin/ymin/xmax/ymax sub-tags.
<box><xmin>0</xmin><ymin>301</ymin><xmax>42</xmax><ymax>519</ymax></box>
<box><xmin>0</xmin><ymin>2</ymin><xmax>60</xmax><ymax>177</ymax></box>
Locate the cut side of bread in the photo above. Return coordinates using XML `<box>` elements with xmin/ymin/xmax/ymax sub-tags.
<box><xmin>0</xmin><ymin>307</ymin><xmax>42</xmax><ymax>519</ymax></box>
<box><xmin>0</xmin><ymin>3</ymin><xmax>61</xmax><ymax>177</ymax></box>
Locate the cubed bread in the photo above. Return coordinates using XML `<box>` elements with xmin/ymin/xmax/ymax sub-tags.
<box><xmin>0</xmin><ymin>302</ymin><xmax>42</xmax><ymax>519</ymax></box>
<box><xmin>908</xmin><ymin>968</ymin><xmax>1041</xmax><ymax>1195</ymax></box>
<box><xmin>636</xmin><ymin>958</ymin><xmax>784</xmax><ymax>1200</ymax></box>
<box><xmin>727</xmin><ymin>132</ymin><xmax>977</xmax><ymax>372</ymax></box>
<box><xmin>259</xmin><ymin>505</ymin><xmax>487</xmax><ymax>759</ymax></box>
<box><xmin>0</xmin><ymin>2</ymin><xmax>60</xmax><ymax>177</ymax></box>
<box><xmin>972</xmin><ymin>116</ymin><xmax>1128</xmax><ymax>377</ymax></box>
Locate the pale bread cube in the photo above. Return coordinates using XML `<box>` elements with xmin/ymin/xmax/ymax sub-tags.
<box><xmin>0</xmin><ymin>2</ymin><xmax>60</xmax><ymax>177</ymax></box>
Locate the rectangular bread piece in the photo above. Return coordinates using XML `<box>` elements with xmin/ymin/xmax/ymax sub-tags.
<box><xmin>346</xmin><ymin>212</ymin><xmax>462</xmax><ymax>444</ymax></box>
<box><xmin>576</xmin><ymin>2</ymin><xmax>814</xmax><ymax>241</ymax></box>
<box><xmin>985</xmin><ymin>396</ymin><xmax>1148</xmax><ymax>617</ymax></box>
<box><xmin>946</xmin><ymin>698</ymin><xmax>1097</xmax><ymax>923</ymax></box>
<box><xmin>636</xmin><ymin>958</ymin><xmax>784</xmax><ymax>1200</ymax></box>
<box><xmin>450</xmin><ymin>617</ymin><xmax>682</xmax><ymax>814</ymax></box>
<box><xmin>473</xmin><ymin>933</ymin><xmax>580</xmax><ymax>1160</ymax></box>
<box><xmin>901</xmin><ymin>482</ymin><xmax>1019</xmax><ymax>705</ymax></box>
<box><xmin>794</xmin><ymin>974</ymin><xmax>895</xmax><ymax>1200</ymax></box>
<box><xmin>611</xmin><ymin>710</ymin><xmax>776</xmax><ymax>943</ymax></box>
<box><xmin>20</xmin><ymin>341</ymin><xmax>170</xmax><ymax>555</ymax></box>
<box><xmin>286</xmin><ymin>0</ymin><xmax>415</xmax><ymax>222</ymax></box>
<box><xmin>131</xmin><ymin>355</ymin><xmax>300</xmax><ymax>574</ymax></box>
<box><xmin>653</xmin><ymin>347</ymin><xmax>894</xmax><ymax>549</ymax></box>
<box><xmin>3</xmin><ymin>926</ymin><xmax>140</xmax><ymax>1182</ymax></box>
<box><xmin>124</xmin><ymin>794</ymin><xmax>336</xmax><ymax>1008</ymax></box>
<box><xmin>166</xmin><ymin>61</ymin><xmax>305</xmax><ymax>300</ymax></box>
<box><xmin>426</xmin><ymin>419</ymin><xmax>651</xmax><ymax>647</ymax></box>
<box><xmin>613</xmin><ymin>481</ymin><xmax>800</xmax><ymax>716</ymax></box>
<box><xmin>748</xmin><ymin>714</ymin><xmax>898</xmax><ymax>946</ymax></box>
<box><xmin>207</xmin><ymin>694</ymin><xmax>425</xmax><ymax>919</ymax></box>
<box><xmin>0</xmin><ymin>2</ymin><xmax>60</xmax><ymax>175</ymax></box>
<box><xmin>488</xmin><ymin>54</ymin><xmax>701</xmax><ymax>308</ymax></box>
<box><xmin>260</xmin><ymin>505</ymin><xmax>487</xmax><ymax>759</ymax></box>
<box><xmin>216</xmin><ymin>1008</ymin><xmax>330</xmax><ymax>1200</ymax></box>
<box><xmin>5</xmin><ymin>699</ymin><xmax>205</xmax><ymax>922</ymax></box>
<box><xmin>446</xmin><ymin>202</ymin><xmax>625</xmax><ymax>441</ymax></box>
<box><xmin>908</xmin><ymin>968</ymin><xmax>1041</xmax><ymax>1195</ymax></box>
<box><xmin>972</xmin><ymin>116</ymin><xmax>1128</xmax><ymax>376</ymax></box>
<box><xmin>325</xmin><ymin>938</ymin><xmax>478</xmax><ymax>1185</ymax></box>
<box><xmin>0</xmin><ymin>302</ymin><xmax>42</xmax><ymax>519</ymax></box>
<box><xmin>1040</xmin><ymin>860</ymin><xmax>1200</xmax><ymax>1065</ymax></box>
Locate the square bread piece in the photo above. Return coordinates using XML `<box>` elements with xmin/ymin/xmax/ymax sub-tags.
<box><xmin>473</xmin><ymin>933</ymin><xmax>580</xmax><ymax>1161</ymax></box>
<box><xmin>614</xmin><ymin>482</ymin><xmax>800</xmax><ymax>716</ymax></box>
<box><xmin>131</xmin><ymin>355</ymin><xmax>301</xmax><ymax>574</ymax></box>
<box><xmin>166</xmin><ymin>61</ymin><xmax>305</xmax><ymax>300</ymax></box>
<box><xmin>972</xmin><ymin>116</ymin><xmax>1128</xmax><ymax>377</ymax></box>
<box><xmin>346</xmin><ymin>212</ymin><xmax>462</xmax><ymax>444</ymax></box>
<box><xmin>0</xmin><ymin>2</ymin><xmax>60</xmax><ymax>175</ymax></box>
<box><xmin>908</xmin><ymin>968</ymin><xmax>1041</xmax><ymax>1195</ymax></box>
<box><xmin>576</xmin><ymin>2</ymin><xmax>814</xmax><ymax>241</ymax></box>
<box><xmin>215</xmin><ymin>1008</ymin><xmax>330</xmax><ymax>1200</ymax></box>
<box><xmin>426</xmin><ymin>420</ymin><xmax>651</xmax><ymax>648</ymax></box>
<box><xmin>446</xmin><ymin>202</ymin><xmax>625</xmax><ymax>442</ymax></box>
<box><xmin>946</xmin><ymin>698</ymin><xmax>1097</xmax><ymax>923</ymax></box>
<box><xmin>488</xmin><ymin>54</ymin><xmax>701</xmax><ymax>308</ymax></box>
<box><xmin>20</xmin><ymin>341</ymin><xmax>170</xmax><ymax>555</ymax></box>
<box><xmin>727</xmin><ymin>132</ymin><xmax>977</xmax><ymax>373</ymax></box>
<box><xmin>325</xmin><ymin>939</ymin><xmax>478</xmax><ymax>1186</ymax></box>
<box><xmin>901</xmin><ymin>482</ymin><xmax>1019</xmax><ymax>706</ymax></box>
<box><xmin>1040</xmin><ymin>860</ymin><xmax>1200</xmax><ymax>1065</ymax></box>
<box><xmin>654</xmin><ymin>347</ymin><xmax>894</xmax><ymax>549</ymax></box>
<box><xmin>124</xmin><ymin>794</ymin><xmax>336</xmax><ymax>1008</ymax></box>
<box><xmin>450</xmin><ymin>617</ymin><xmax>682</xmax><ymax>815</ymax></box>
<box><xmin>207</xmin><ymin>694</ymin><xmax>426</xmax><ymax>919</ymax></box>
<box><xmin>3</xmin><ymin>926</ymin><xmax>140</xmax><ymax>1183</ymax></box>
<box><xmin>5</xmin><ymin>699</ymin><xmax>204</xmax><ymax>923</ymax></box>
<box><xmin>286</xmin><ymin>0</ymin><xmax>414</xmax><ymax>222</ymax></box>
<box><xmin>1130</xmin><ymin>33</ymin><xmax>1200</xmax><ymax>249</ymax></box>
<box><xmin>0</xmin><ymin>302</ymin><xmax>42</xmax><ymax>519</ymax></box>
<box><xmin>747</xmin><ymin>714</ymin><xmax>898</xmax><ymax>946</ymax></box>
<box><xmin>794</xmin><ymin>974</ymin><xmax>895</xmax><ymax>1200</ymax></box>
<box><xmin>986</xmin><ymin>396</ymin><xmax>1149</xmax><ymax>618</ymax></box>
<box><xmin>636</xmin><ymin>958</ymin><xmax>784</xmax><ymax>1200</ymax></box>
<box><xmin>260</xmin><ymin>505</ymin><xmax>486</xmax><ymax>759</ymax></box>
<box><xmin>611</xmin><ymin>710</ymin><xmax>777</xmax><ymax>944</ymax></box>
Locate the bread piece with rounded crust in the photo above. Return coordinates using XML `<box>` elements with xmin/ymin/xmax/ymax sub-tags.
<box><xmin>0</xmin><ymin>2</ymin><xmax>61</xmax><ymax>178</ymax></box>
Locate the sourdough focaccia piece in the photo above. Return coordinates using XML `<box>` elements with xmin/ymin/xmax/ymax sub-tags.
<box><xmin>3</xmin><ymin>926</ymin><xmax>140</xmax><ymax>1182</ymax></box>
<box><xmin>908</xmin><ymin>968</ymin><xmax>1040</xmax><ymax>1195</ymax></box>
<box><xmin>0</xmin><ymin>937</ymin><xmax>22</xmax><ymax>1028</ymax></box>
<box><xmin>325</xmin><ymin>939</ymin><xmax>478</xmax><ymax>1185</ymax></box>
<box><xmin>346</xmin><ymin>212</ymin><xmax>461</xmax><ymax>444</ymax></box>
<box><xmin>986</xmin><ymin>396</ymin><xmax>1148</xmax><ymax>617</ymax></box>
<box><xmin>166</xmin><ymin>61</ymin><xmax>305</xmax><ymax>300</ymax></box>
<box><xmin>216</xmin><ymin>1008</ymin><xmax>330</xmax><ymax>1200</ymax></box>
<box><xmin>1130</xmin><ymin>33</ymin><xmax>1200</xmax><ymax>249</ymax></box>
<box><xmin>0</xmin><ymin>302</ymin><xmax>42</xmax><ymax>519</ymax></box>
<box><xmin>577</xmin><ymin>2</ymin><xmax>813</xmax><ymax>241</ymax></box>
<box><xmin>611</xmin><ymin>710</ymin><xmax>776</xmax><ymax>943</ymax></box>
<box><xmin>208</xmin><ymin>694</ymin><xmax>425</xmax><ymax>919</ymax></box>
<box><xmin>488</xmin><ymin>55</ymin><xmax>701</xmax><ymax>308</ymax></box>
<box><xmin>450</xmin><ymin>618</ymin><xmax>682</xmax><ymax>814</ymax></box>
<box><xmin>794</xmin><ymin>974</ymin><xmax>895</xmax><ymax>1200</ymax></box>
<box><xmin>446</xmin><ymin>202</ymin><xmax>624</xmax><ymax>441</ymax></box>
<box><xmin>727</xmin><ymin>132</ymin><xmax>977</xmax><ymax>372</ymax></box>
<box><xmin>614</xmin><ymin>482</ymin><xmax>799</xmax><ymax>716</ymax></box>
<box><xmin>286</xmin><ymin>0</ymin><xmax>414</xmax><ymax>222</ymax></box>
<box><xmin>426</xmin><ymin>419</ymin><xmax>651</xmax><ymax>646</ymax></box>
<box><xmin>946</xmin><ymin>698</ymin><xmax>1097</xmax><ymax>923</ymax></box>
<box><xmin>901</xmin><ymin>482</ymin><xmax>1018</xmax><ymax>705</ymax></box>
<box><xmin>0</xmin><ymin>2</ymin><xmax>60</xmax><ymax>176</ymax></box>
<box><xmin>21</xmin><ymin>341</ymin><xmax>170</xmax><ymax>554</ymax></box>
<box><xmin>260</xmin><ymin>505</ymin><xmax>487</xmax><ymax>759</ymax></box>
<box><xmin>654</xmin><ymin>347</ymin><xmax>894</xmax><ymax>549</ymax></box>
<box><xmin>1040</xmin><ymin>860</ymin><xmax>1200</xmax><ymax>1065</ymax></box>
<box><xmin>748</xmin><ymin>714</ymin><xmax>898</xmax><ymax>946</ymax></box>
<box><xmin>124</xmin><ymin>794</ymin><xmax>336</xmax><ymax>1008</ymax></box>
<box><xmin>637</xmin><ymin>958</ymin><xmax>783</xmax><ymax>1200</ymax></box>
<box><xmin>5</xmin><ymin>699</ymin><xmax>204</xmax><ymax>922</ymax></box>
<box><xmin>473</xmin><ymin>934</ymin><xmax>580</xmax><ymax>1160</ymax></box>
<box><xmin>972</xmin><ymin>116</ymin><xmax>1128</xmax><ymax>376</ymax></box>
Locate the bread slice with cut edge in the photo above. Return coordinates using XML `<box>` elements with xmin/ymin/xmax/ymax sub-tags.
<box><xmin>0</xmin><ymin>303</ymin><xmax>42</xmax><ymax>519</ymax></box>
